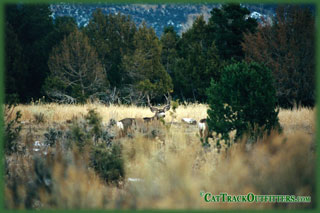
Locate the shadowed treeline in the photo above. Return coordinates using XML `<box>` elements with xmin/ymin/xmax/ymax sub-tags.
<box><xmin>5</xmin><ymin>4</ymin><xmax>315</xmax><ymax>107</ymax></box>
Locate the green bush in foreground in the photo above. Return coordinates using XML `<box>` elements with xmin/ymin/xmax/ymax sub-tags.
<box><xmin>4</xmin><ymin>110</ymin><xmax>22</xmax><ymax>155</ymax></box>
<box><xmin>90</xmin><ymin>143</ymin><xmax>124</xmax><ymax>184</ymax></box>
<box><xmin>207</xmin><ymin>61</ymin><xmax>280</xmax><ymax>146</ymax></box>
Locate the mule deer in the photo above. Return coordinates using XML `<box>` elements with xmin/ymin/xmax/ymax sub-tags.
<box><xmin>143</xmin><ymin>94</ymin><xmax>171</xmax><ymax>123</ymax></box>
<box><xmin>117</xmin><ymin>118</ymin><xmax>136</xmax><ymax>137</ymax></box>
<box><xmin>181</xmin><ymin>118</ymin><xmax>197</xmax><ymax>125</ymax></box>
<box><xmin>198</xmin><ymin>118</ymin><xmax>214</xmax><ymax>143</ymax></box>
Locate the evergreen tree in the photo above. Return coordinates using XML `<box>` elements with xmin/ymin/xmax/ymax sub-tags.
<box><xmin>160</xmin><ymin>26</ymin><xmax>179</xmax><ymax>75</ymax></box>
<box><xmin>122</xmin><ymin>22</ymin><xmax>173</xmax><ymax>98</ymax></box>
<box><xmin>207</xmin><ymin>61</ymin><xmax>280</xmax><ymax>147</ymax></box>
<box><xmin>5</xmin><ymin>4</ymin><xmax>55</xmax><ymax>102</ymax></box>
<box><xmin>173</xmin><ymin>16</ymin><xmax>220</xmax><ymax>102</ymax></box>
<box><xmin>4</xmin><ymin>22</ymin><xmax>26</xmax><ymax>103</ymax></box>
<box><xmin>84</xmin><ymin>9</ymin><xmax>136</xmax><ymax>88</ymax></box>
<box><xmin>45</xmin><ymin>29</ymin><xmax>107</xmax><ymax>103</ymax></box>
<box><xmin>208</xmin><ymin>3</ymin><xmax>257</xmax><ymax>61</ymax></box>
<box><xmin>242</xmin><ymin>5</ymin><xmax>315</xmax><ymax>108</ymax></box>
<box><xmin>48</xmin><ymin>16</ymin><xmax>78</xmax><ymax>47</ymax></box>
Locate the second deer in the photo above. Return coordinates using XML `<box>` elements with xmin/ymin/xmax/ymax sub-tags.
<box><xmin>198</xmin><ymin>118</ymin><xmax>215</xmax><ymax>144</ymax></box>
<box><xmin>143</xmin><ymin>94</ymin><xmax>171</xmax><ymax>123</ymax></box>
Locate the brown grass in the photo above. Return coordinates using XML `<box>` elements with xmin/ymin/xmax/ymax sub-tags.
<box><xmin>13</xmin><ymin>103</ymin><xmax>208</xmax><ymax>123</ymax></box>
<box><xmin>4</xmin><ymin>104</ymin><xmax>316</xmax><ymax>210</ymax></box>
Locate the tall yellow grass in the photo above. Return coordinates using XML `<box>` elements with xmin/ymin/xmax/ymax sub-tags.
<box><xmin>5</xmin><ymin>104</ymin><xmax>316</xmax><ymax>209</ymax></box>
<box><xmin>13</xmin><ymin>104</ymin><xmax>315</xmax><ymax>128</ymax></box>
<box><xmin>13</xmin><ymin>103</ymin><xmax>208</xmax><ymax>123</ymax></box>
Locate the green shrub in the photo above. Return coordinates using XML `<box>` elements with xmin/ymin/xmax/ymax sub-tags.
<box><xmin>33</xmin><ymin>112</ymin><xmax>45</xmax><ymax>124</ymax></box>
<box><xmin>90</xmin><ymin>143</ymin><xmax>124</xmax><ymax>184</ymax></box>
<box><xmin>64</xmin><ymin>109</ymin><xmax>114</xmax><ymax>150</ymax></box>
<box><xmin>171</xmin><ymin>99</ymin><xmax>179</xmax><ymax>111</ymax></box>
<box><xmin>44</xmin><ymin>127</ymin><xmax>63</xmax><ymax>147</ymax></box>
<box><xmin>68</xmin><ymin>122</ymin><xmax>91</xmax><ymax>151</ymax></box>
<box><xmin>4</xmin><ymin>110</ymin><xmax>22</xmax><ymax>155</ymax></box>
<box><xmin>207</xmin><ymin>61</ymin><xmax>280</xmax><ymax>146</ymax></box>
<box><xmin>85</xmin><ymin>109</ymin><xmax>102</xmax><ymax>141</ymax></box>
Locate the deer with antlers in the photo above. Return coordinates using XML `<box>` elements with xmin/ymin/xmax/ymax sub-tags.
<box><xmin>143</xmin><ymin>94</ymin><xmax>171</xmax><ymax>123</ymax></box>
<box><xmin>114</xmin><ymin>93</ymin><xmax>171</xmax><ymax>137</ymax></box>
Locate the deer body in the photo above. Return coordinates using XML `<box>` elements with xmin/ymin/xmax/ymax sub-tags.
<box><xmin>143</xmin><ymin>116</ymin><xmax>155</xmax><ymax>123</ymax></box>
<box><xmin>198</xmin><ymin>118</ymin><xmax>214</xmax><ymax>143</ymax></box>
<box><xmin>117</xmin><ymin>118</ymin><xmax>136</xmax><ymax>137</ymax></box>
<box><xmin>115</xmin><ymin>94</ymin><xmax>171</xmax><ymax>137</ymax></box>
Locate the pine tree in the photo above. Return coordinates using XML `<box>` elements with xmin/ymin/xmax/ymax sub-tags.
<box><xmin>122</xmin><ymin>22</ymin><xmax>173</xmax><ymax>98</ymax></box>
<box><xmin>173</xmin><ymin>16</ymin><xmax>220</xmax><ymax>102</ymax></box>
<box><xmin>242</xmin><ymin>5</ymin><xmax>315</xmax><ymax>108</ymax></box>
<box><xmin>5</xmin><ymin>4</ymin><xmax>55</xmax><ymax>102</ymax></box>
<box><xmin>47</xmin><ymin>16</ymin><xmax>78</xmax><ymax>48</ymax></box>
<box><xmin>5</xmin><ymin>22</ymin><xmax>26</xmax><ymax>103</ymax></box>
<box><xmin>208</xmin><ymin>3</ymin><xmax>257</xmax><ymax>61</ymax></box>
<box><xmin>84</xmin><ymin>9</ymin><xmax>136</xmax><ymax>88</ymax></box>
<box><xmin>45</xmin><ymin>29</ymin><xmax>107</xmax><ymax>103</ymax></box>
<box><xmin>160</xmin><ymin>26</ymin><xmax>179</xmax><ymax>75</ymax></box>
<box><xmin>207</xmin><ymin>61</ymin><xmax>280</xmax><ymax>146</ymax></box>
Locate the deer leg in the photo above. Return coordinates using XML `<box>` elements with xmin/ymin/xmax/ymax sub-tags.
<box><xmin>203</xmin><ymin>128</ymin><xmax>211</xmax><ymax>146</ymax></box>
<box><xmin>199</xmin><ymin>130</ymin><xmax>203</xmax><ymax>143</ymax></box>
<box><xmin>117</xmin><ymin>130</ymin><xmax>122</xmax><ymax>138</ymax></box>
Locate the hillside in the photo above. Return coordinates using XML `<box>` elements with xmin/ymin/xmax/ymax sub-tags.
<box><xmin>50</xmin><ymin>3</ymin><xmax>275</xmax><ymax>37</ymax></box>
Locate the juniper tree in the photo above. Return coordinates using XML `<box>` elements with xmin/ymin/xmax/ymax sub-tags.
<box><xmin>45</xmin><ymin>29</ymin><xmax>108</xmax><ymax>103</ymax></box>
<box><xmin>122</xmin><ymin>22</ymin><xmax>173</xmax><ymax>98</ymax></box>
<box><xmin>207</xmin><ymin>61</ymin><xmax>280</xmax><ymax>147</ymax></box>
<box><xmin>242</xmin><ymin>5</ymin><xmax>315</xmax><ymax>108</ymax></box>
<box><xmin>84</xmin><ymin>9</ymin><xmax>137</xmax><ymax>88</ymax></box>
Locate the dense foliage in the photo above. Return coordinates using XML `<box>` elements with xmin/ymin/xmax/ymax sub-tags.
<box><xmin>84</xmin><ymin>9</ymin><xmax>136</xmax><ymax>88</ymax></box>
<box><xmin>207</xmin><ymin>61</ymin><xmax>280</xmax><ymax>146</ymax></box>
<box><xmin>4</xmin><ymin>109</ymin><xmax>22</xmax><ymax>155</ymax></box>
<box><xmin>242</xmin><ymin>5</ymin><xmax>315</xmax><ymax>108</ymax></box>
<box><xmin>5</xmin><ymin>4</ymin><xmax>54</xmax><ymax>102</ymax></box>
<box><xmin>122</xmin><ymin>22</ymin><xmax>173</xmax><ymax>98</ymax></box>
<box><xmin>208</xmin><ymin>3</ymin><xmax>258</xmax><ymax>61</ymax></box>
<box><xmin>45</xmin><ymin>29</ymin><xmax>107</xmax><ymax>103</ymax></box>
<box><xmin>5</xmin><ymin>3</ymin><xmax>315</xmax><ymax>107</ymax></box>
<box><xmin>172</xmin><ymin>16</ymin><xmax>221</xmax><ymax>102</ymax></box>
<box><xmin>91</xmin><ymin>143</ymin><xmax>125</xmax><ymax>184</ymax></box>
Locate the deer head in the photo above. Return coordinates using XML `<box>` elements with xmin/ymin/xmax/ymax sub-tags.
<box><xmin>144</xmin><ymin>94</ymin><xmax>171</xmax><ymax>122</ymax></box>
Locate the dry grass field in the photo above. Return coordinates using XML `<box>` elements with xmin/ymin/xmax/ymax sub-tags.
<box><xmin>4</xmin><ymin>103</ymin><xmax>316</xmax><ymax>209</ymax></box>
<box><xmin>13</xmin><ymin>103</ymin><xmax>208</xmax><ymax>123</ymax></box>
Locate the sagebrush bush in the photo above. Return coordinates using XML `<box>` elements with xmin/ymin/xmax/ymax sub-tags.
<box><xmin>207</xmin><ymin>61</ymin><xmax>280</xmax><ymax>145</ymax></box>
<box><xmin>85</xmin><ymin>109</ymin><xmax>103</xmax><ymax>140</ymax></box>
<box><xmin>90</xmin><ymin>143</ymin><xmax>124</xmax><ymax>184</ymax></box>
<box><xmin>33</xmin><ymin>112</ymin><xmax>45</xmax><ymax>124</ymax></box>
<box><xmin>4</xmin><ymin>110</ymin><xmax>22</xmax><ymax>155</ymax></box>
<box><xmin>44</xmin><ymin>127</ymin><xmax>63</xmax><ymax>147</ymax></box>
<box><xmin>67</xmin><ymin>122</ymin><xmax>91</xmax><ymax>151</ymax></box>
<box><xmin>64</xmin><ymin>109</ymin><xmax>114</xmax><ymax>149</ymax></box>
<box><xmin>4</xmin><ymin>103</ymin><xmax>315</xmax><ymax>210</ymax></box>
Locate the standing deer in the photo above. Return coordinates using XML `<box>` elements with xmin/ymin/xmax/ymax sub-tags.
<box><xmin>117</xmin><ymin>118</ymin><xmax>136</xmax><ymax>137</ymax></box>
<box><xmin>143</xmin><ymin>94</ymin><xmax>171</xmax><ymax>123</ymax></box>
<box><xmin>198</xmin><ymin>118</ymin><xmax>214</xmax><ymax>143</ymax></box>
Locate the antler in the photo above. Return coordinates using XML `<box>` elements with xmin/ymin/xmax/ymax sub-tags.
<box><xmin>146</xmin><ymin>94</ymin><xmax>158</xmax><ymax>112</ymax></box>
<box><xmin>147</xmin><ymin>94</ymin><xmax>153</xmax><ymax>107</ymax></box>
<box><xmin>163</xmin><ymin>92</ymin><xmax>171</xmax><ymax>111</ymax></box>
<box><xmin>164</xmin><ymin>92</ymin><xmax>171</xmax><ymax>104</ymax></box>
